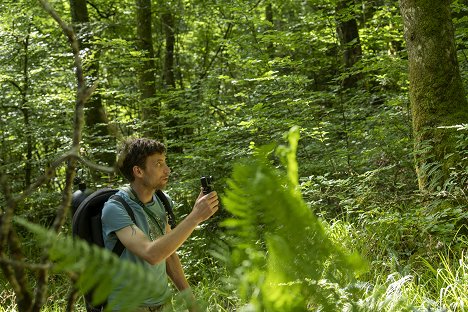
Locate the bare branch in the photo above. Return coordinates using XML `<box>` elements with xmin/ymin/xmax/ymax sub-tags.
<box><xmin>0</xmin><ymin>257</ymin><xmax>52</xmax><ymax>271</ymax></box>
<box><xmin>1</xmin><ymin>2</ymin><xmax>111</xmax><ymax>311</ymax></box>
<box><xmin>77</xmin><ymin>155</ymin><xmax>115</xmax><ymax>174</ymax></box>
<box><xmin>14</xmin><ymin>149</ymin><xmax>78</xmax><ymax>203</ymax></box>
<box><xmin>86</xmin><ymin>0</ymin><xmax>117</xmax><ymax>19</ymax></box>
<box><xmin>199</xmin><ymin>22</ymin><xmax>233</xmax><ymax>80</ymax></box>
<box><xmin>38</xmin><ymin>0</ymin><xmax>74</xmax><ymax>34</ymax></box>
<box><xmin>9</xmin><ymin>147</ymin><xmax>113</xmax><ymax>207</ymax></box>
<box><xmin>38</xmin><ymin>0</ymin><xmax>86</xmax><ymax>91</ymax></box>
<box><xmin>34</xmin><ymin>2</ymin><xmax>92</xmax><ymax>309</ymax></box>
<box><xmin>6</xmin><ymin>80</ymin><xmax>23</xmax><ymax>94</ymax></box>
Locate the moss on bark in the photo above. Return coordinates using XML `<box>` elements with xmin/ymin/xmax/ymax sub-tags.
<box><xmin>400</xmin><ymin>0</ymin><xmax>468</xmax><ymax>191</ymax></box>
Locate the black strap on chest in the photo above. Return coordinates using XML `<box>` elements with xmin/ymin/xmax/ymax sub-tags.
<box><xmin>111</xmin><ymin>191</ymin><xmax>177</xmax><ymax>257</ymax></box>
<box><xmin>155</xmin><ymin>190</ymin><xmax>176</xmax><ymax>229</ymax></box>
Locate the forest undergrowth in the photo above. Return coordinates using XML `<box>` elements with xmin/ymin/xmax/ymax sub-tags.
<box><xmin>121</xmin><ymin>129</ymin><xmax>463</xmax><ymax>311</ymax></box>
<box><xmin>1</xmin><ymin>125</ymin><xmax>467</xmax><ymax>311</ymax></box>
<box><xmin>174</xmin><ymin>126</ymin><xmax>468</xmax><ymax>311</ymax></box>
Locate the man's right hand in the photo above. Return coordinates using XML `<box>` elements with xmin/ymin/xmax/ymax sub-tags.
<box><xmin>191</xmin><ymin>190</ymin><xmax>219</xmax><ymax>223</ymax></box>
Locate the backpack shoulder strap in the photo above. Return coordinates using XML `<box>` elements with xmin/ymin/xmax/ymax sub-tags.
<box><xmin>156</xmin><ymin>190</ymin><xmax>176</xmax><ymax>229</ymax></box>
<box><xmin>109</xmin><ymin>194</ymin><xmax>136</xmax><ymax>256</ymax></box>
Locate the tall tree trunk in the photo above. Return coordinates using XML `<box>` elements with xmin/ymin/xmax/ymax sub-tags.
<box><xmin>335</xmin><ymin>0</ymin><xmax>362</xmax><ymax>88</ymax></box>
<box><xmin>162</xmin><ymin>9</ymin><xmax>184</xmax><ymax>152</ymax></box>
<box><xmin>400</xmin><ymin>0</ymin><xmax>468</xmax><ymax>191</ymax></box>
<box><xmin>69</xmin><ymin>0</ymin><xmax>115</xmax><ymax>167</ymax></box>
<box><xmin>136</xmin><ymin>0</ymin><xmax>162</xmax><ymax>139</ymax></box>
<box><xmin>265</xmin><ymin>1</ymin><xmax>274</xmax><ymax>57</ymax></box>
<box><xmin>163</xmin><ymin>11</ymin><xmax>175</xmax><ymax>89</ymax></box>
<box><xmin>22</xmin><ymin>32</ymin><xmax>32</xmax><ymax>188</ymax></box>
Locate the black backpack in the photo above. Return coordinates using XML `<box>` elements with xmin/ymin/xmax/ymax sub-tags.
<box><xmin>71</xmin><ymin>188</ymin><xmax>176</xmax><ymax>311</ymax></box>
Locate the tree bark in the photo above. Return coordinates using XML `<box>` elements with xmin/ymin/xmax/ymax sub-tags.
<box><xmin>163</xmin><ymin>11</ymin><xmax>176</xmax><ymax>89</ymax></box>
<box><xmin>136</xmin><ymin>0</ymin><xmax>162</xmax><ymax>139</ymax></box>
<box><xmin>161</xmin><ymin>9</ymin><xmax>184</xmax><ymax>151</ymax></box>
<box><xmin>335</xmin><ymin>0</ymin><xmax>362</xmax><ymax>88</ymax></box>
<box><xmin>69</xmin><ymin>0</ymin><xmax>116</xmax><ymax>167</ymax></box>
<box><xmin>265</xmin><ymin>1</ymin><xmax>274</xmax><ymax>57</ymax></box>
<box><xmin>400</xmin><ymin>0</ymin><xmax>468</xmax><ymax>191</ymax></box>
<box><xmin>21</xmin><ymin>30</ymin><xmax>33</xmax><ymax>188</ymax></box>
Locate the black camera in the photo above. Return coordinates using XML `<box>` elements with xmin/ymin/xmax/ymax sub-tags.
<box><xmin>200</xmin><ymin>176</ymin><xmax>214</xmax><ymax>195</ymax></box>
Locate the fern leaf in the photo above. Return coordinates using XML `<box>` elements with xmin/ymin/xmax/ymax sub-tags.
<box><xmin>14</xmin><ymin>217</ymin><xmax>168</xmax><ymax>311</ymax></box>
<box><xmin>221</xmin><ymin>129</ymin><xmax>367</xmax><ymax>311</ymax></box>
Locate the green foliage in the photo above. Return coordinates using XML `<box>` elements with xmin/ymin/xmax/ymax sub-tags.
<box><xmin>0</xmin><ymin>0</ymin><xmax>75</xmax><ymax>194</ymax></box>
<box><xmin>220</xmin><ymin>127</ymin><xmax>366</xmax><ymax>311</ymax></box>
<box><xmin>1</xmin><ymin>0</ymin><xmax>467</xmax><ymax>311</ymax></box>
<box><xmin>412</xmin><ymin>124</ymin><xmax>468</xmax><ymax>196</ymax></box>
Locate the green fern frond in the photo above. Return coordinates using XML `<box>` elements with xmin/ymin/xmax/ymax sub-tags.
<box><xmin>14</xmin><ymin>217</ymin><xmax>168</xmax><ymax>312</ymax></box>
<box><xmin>221</xmin><ymin>128</ymin><xmax>367</xmax><ymax>311</ymax></box>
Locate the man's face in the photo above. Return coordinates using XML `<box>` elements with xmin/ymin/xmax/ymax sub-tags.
<box><xmin>139</xmin><ymin>153</ymin><xmax>171</xmax><ymax>190</ymax></box>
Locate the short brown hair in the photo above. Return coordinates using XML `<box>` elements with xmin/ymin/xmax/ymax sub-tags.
<box><xmin>117</xmin><ymin>138</ymin><xmax>166</xmax><ymax>182</ymax></box>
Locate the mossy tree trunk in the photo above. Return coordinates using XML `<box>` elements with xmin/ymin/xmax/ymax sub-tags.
<box><xmin>400</xmin><ymin>0</ymin><xmax>468</xmax><ymax>192</ymax></box>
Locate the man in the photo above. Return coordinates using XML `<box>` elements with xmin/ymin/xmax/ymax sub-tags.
<box><xmin>101</xmin><ymin>138</ymin><xmax>219</xmax><ymax>311</ymax></box>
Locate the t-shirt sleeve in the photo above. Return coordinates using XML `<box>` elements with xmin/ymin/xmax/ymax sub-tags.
<box><xmin>101</xmin><ymin>198</ymin><xmax>134</xmax><ymax>237</ymax></box>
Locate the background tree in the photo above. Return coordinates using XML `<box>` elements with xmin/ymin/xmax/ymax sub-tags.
<box><xmin>135</xmin><ymin>0</ymin><xmax>162</xmax><ymax>139</ymax></box>
<box><xmin>335</xmin><ymin>0</ymin><xmax>363</xmax><ymax>88</ymax></box>
<box><xmin>160</xmin><ymin>2</ymin><xmax>186</xmax><ymax>153</ymax></box>
<box><xmin>69</xmin><ymin>0</ymin><xmax>116</xmax><ymax>168</ymax></box>
<box><xmin>0</xmin><ymin>0</ymin><xmax>100</xmax><ymax>310</ymax></box>
<box><xmin>400</xmin><ymin>0</ymin><xmax>468</xmax><ymax>191</ymax></box>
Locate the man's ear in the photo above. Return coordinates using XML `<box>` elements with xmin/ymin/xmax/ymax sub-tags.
<box><xmin>132</xmin><ymin>165</ymin><xmax>143</xmax><ymax>178</ymax></box>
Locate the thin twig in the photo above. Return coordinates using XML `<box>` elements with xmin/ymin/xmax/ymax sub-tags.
<box><xmin>14</xmin><ymin>148</ymin><xmax>114</xmax><ymax>204</ymax></box>
<box><xmin>0</xmin><ymin>257</ymin><xmax>53</xmax><ymax>271</ymax></box>
<box><xmin>199</xmin><ymin>23</ymin><xmax>233</xmax><ymax>80</ymax></box>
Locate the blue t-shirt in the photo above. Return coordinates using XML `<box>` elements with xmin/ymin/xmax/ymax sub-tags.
<box><xmin>101</xmin><ymin>187</ymin><xmax>172</xmax><ymax>308</ymax></box>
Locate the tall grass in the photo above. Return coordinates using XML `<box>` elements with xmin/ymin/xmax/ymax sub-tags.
<box><xmin>415</xmin><ymin>248</ymin><xmax>468</xmax><ymax>311</ymax></box>
<box><xmin>322</xmin><ymin>217</ymin><xmax>468</xmax><ymax>312</ymax></box>
<box><xmin>361</xmin><ymin>248</ymin><xmax>468</xmax><ymax>312</ymax></box>
<box><xmin>0</xmin><ymin>288</ymin><xmax>17</xmax><ymax>312</ymax></box>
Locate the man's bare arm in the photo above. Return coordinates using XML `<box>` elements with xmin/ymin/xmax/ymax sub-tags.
<box><xmin>115</xmin><ymin>191</ymin><xmax>218</xmax><ymax>265</ymax></box>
